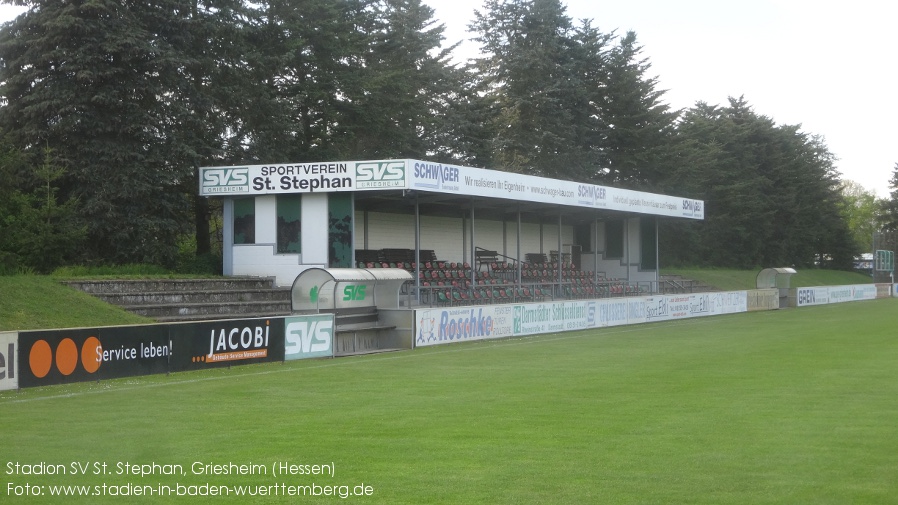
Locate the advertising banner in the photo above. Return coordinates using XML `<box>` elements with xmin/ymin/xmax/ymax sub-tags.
<box><xmin>710</xmin><ymin>291</ymin><xmax>749</xmax><ymax>315</ymax></box>
<box><xmin>285</xmin><ymin>314</ymin><xmax>335</xmax><ymax>360</ymax></box>
<box><xmin>200</xmin><ymin>158</ymin><xmax>704</xmax><ymax>221</ymax></box>
<box><xmin>415</xmin><ymin>292</ymin><xmax>749</xmax><ymax>348</ymax></box>
<box><xmin>408</xmin><ymin>160</ymin><xmax>704</xmax><ymax>220</ymax></box>
<box><xmin>595</xmin><ymin>298</ymin><xmax>630</xmax><ymax>328</ymax></box>
<box><xmin>168</xmin><ymin>318</ymin><xmax>285</xmax><ymax>372</ymax></box>
<box><xmin>876</xmin><ymin>284</ymin><xmax>893</xmax><ymax>299</ymax></box>
<box><xmin>793</xmin><ymin>285</ymin><xmax>879</xmax><ymax>307</ymax></box>
<box><xmin>18</xmin><ymin>326</ymin><xmax>171</xmax><ymax>388</ymax></box>
<box><xmin>513</xmin><ymin>301</ymin><xmax>595</xmax><ymax>336</ymax></box>
<box><xmin>198</xmin><ymin>160</ymin><xmax>407</xmax><ymax>196</ymax></box>
<box><xmin>622</xmin><ymin>292</ymin><xmax>748</xmax><ymax>324</ymax></box>
<box><xmin>0</xmin><ymin>332</ymin><xmax>17</xmax><ymax>391</ymax></box>
<box><xmin>794</xmin><ymin>287</ymin><xmax>830</xmax><ymax>307</ymax></box>
<box><xmin>17</xmin><ymin>318</ymin><xmax>286</xmax><ymax>388</ymax></box>
<box><xmin>827</xmin><ymin>284</ymin><xmax>878</xmax><ymax>304</ymax></box>
<box><xmin>747</xmin><ymin>289</ymin><xmax>779</xmax><ymax>311</ymax></box>
<box><xmin>415</xmin><ymin>305</ymin><xmax>514</xmax><ymax>347</ymax></box>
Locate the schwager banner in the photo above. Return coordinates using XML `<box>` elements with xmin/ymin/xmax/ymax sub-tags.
<box><xmin>0</xmin><ymin>332</ymin><xmax>17</xmax><ymax>391</ymax></box>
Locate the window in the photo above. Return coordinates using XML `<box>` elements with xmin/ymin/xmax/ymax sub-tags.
<box><xmin>640</xmin><ymin>217</ymin><xmax>657</xmax><ymax>270</ymax></box>
<box><xmin>605</xmin><ymin>220</ymin><xmax>623</xmax><ymax>259</ymax></box>
<box><xmin>329</xmin><ymin>193</ymin><xmax>353</xmax><ymax>267</ymax></box>
<box><xmin>233</xmin><ymin>198</ymin><xmax>255</xmax><ymax>244</ymax></box>
<box><xmin>277</xmin><ymin>194</ymin><xmax>301</xmax><ymax>253</ymax></box>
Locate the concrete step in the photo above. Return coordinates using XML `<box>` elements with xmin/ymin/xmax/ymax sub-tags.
<box><xmin>62</xmin><ymin>277</ymin><xmax>293</xmax><ymax>322</ymax></box>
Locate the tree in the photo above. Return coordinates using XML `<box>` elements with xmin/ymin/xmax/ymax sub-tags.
<box><xmin>0</xmin><ymin>1</ymin><xmax>191</xmax><ymax>265</ymax></box>
<box><xmin>0</xmin><ymin>144</ymin><xmax>85</xmax><ymax>273</ymax></box>
<box><xmin>838</xmin><ymin>180</ymin><xmax>882</xmax><ymax>253</ymax></box>
<box><xmin>881</xmin><ymin>163</ymin><xmax>898</xmax><ymax>232</ymax></box>
<box><xmin>471</xmin><ymin>0</ymin><xmax>583</xmax><ymax>176</ymax></box>
<box><xmin>597</xmin><ymin>31</ymin><xmax>678</xmax><ymax>189</ymax></box>
<box><xmin>663</xmin><ymin>97</ymin><xmax>855</xmax><ymax>269</ymax></box>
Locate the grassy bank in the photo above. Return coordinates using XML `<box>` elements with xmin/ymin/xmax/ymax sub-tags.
<box><xmin>0</xmin><ymin>269</ymin><xmax>881</xmax><ymax>332</ymax></box>
<box><xmin>662</xmin><ymin>268</ymin><xmax>873</xmax><ymax>291</ymax></box>
<box><xmin>0</xmin><ymin>275</ymin><xmax>151</xmax><ymax>331</ymax></box>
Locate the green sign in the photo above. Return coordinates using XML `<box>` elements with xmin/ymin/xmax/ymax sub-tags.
<box><xmin>875</xmin><ymin>250</ymin><xmax>894</xmax><ymax>272</ymax></box>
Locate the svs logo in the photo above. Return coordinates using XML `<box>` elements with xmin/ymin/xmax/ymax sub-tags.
<box><xmin>200</xmin><ymin>168</ymin><xmax>250</xmax><ymax>194</ymax></box>
<box><xmin>343</xmin><ymin>284</ymin><xmax>367</xmax><ymax>301</ymax></box>
<box><xmin>285</xmin><ymin>316</ymin><xmax>333</xmax><ymax>359</ymax></box>
<box><xmin>356</xmin><ymin>162</ymin><xmax>405</xmax><ymax>188</ymax></box>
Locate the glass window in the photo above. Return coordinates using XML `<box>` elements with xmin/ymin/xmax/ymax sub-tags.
<box><xmin>233</xmin><ymin>197</ymin><xmax>255</xmax><ymax>244</ymax></box>
<box><xmin>277</xmin><ymin>194</ymin><xmax>302</xmax><ymax>253</ymax></box>
<box><xmin>328</xmin><ymin>193</ymin><xmax>353</xmax><ymax>267</ymax></box>
<box><xmin>640</xmin><ymin>217</ymin><xmax>657</xmax><ymax>270</ymax></box>
<box><xmin>605</xmin><ymin>220</ymin><xmax>623</xmax><ymax>259</ymax></box>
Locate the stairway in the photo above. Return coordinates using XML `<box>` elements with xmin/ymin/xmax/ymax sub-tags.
<box><xmin>62</xmin><ymin>277</ymin><xmax>293</xmax><ymax>322</ymax></box>
<box><xmin>658</xmin><ymin>274</ymin><xmax>720</xmax><ymax>294</ymax></box>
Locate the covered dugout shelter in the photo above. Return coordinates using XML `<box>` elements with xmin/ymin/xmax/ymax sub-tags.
<box><xmin>198</xmin><ymin>159</ymin><xmax>704</xmax><ymax>301</ymax></box>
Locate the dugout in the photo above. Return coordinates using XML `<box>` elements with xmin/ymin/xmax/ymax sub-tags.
<box><xmin>756</xmin><ymin>267</ymin><xmax>797</xmax><ymax>308</ymax></box>
<box><xmin>291</xmin><ymin>267</ymin><xmax>414</xmax><ymax>355</ymax></box>
<box><xmin>198</xmin><ymin>159</ymin><xmax>705</xmax><ymax>299</ymax></box>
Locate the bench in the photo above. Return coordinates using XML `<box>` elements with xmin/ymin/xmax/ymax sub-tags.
<box><xmin>475</xmin><ymin>249</ymin><xmax>499</xmax><ymax>271</ymax></box>
<box><xmin>323</xmin><ymin>307</ymin><xmax>398</xmax><ymax>356</ymax></box>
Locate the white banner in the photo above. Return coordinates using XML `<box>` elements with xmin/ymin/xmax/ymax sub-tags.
<box><xmin>415</xmin><ymin>305</ymin><xmax>515</xmax><ymax>346</ymax></box>
<box><xmin>198</xmin><ymin>160</ymin><xmax>407</xmax><ymax>196</ymax></box>
<box><xmin>795</xmin><ymin>285</ymin><xmax>878</xmax><ymax>307</ymax></box>
<box><xmin>200</xmin><ymin>159</ymin><xmax>705</xmax><ymax>220</ymax></box>
<box><xmin>408</xmin><ymin>160</ymin><xmax>704</xmax><ymax>220</ymax></box>
<box><xmin>827</xmin><ymin>284</ymin><xmax>877</xmax><ymax>304</ymax></box>
<box><xmin>0</xmin><ymin>332</ymin><xmax>17</xmax><ymax>391</ymax></box>
<box><xmin>795</xmin><ymin>287</ymin><xmax>830</xmax><ymax>307</ymax></box>
<box><xmin>414</xmin><ymin>291</ymin><xmax>748</xmax><ymax>347</ymax></box>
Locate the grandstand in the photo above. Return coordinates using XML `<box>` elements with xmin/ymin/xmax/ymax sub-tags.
<box><xmin>198</xmin><ymin>159</ymin><xmax>705</xmax><ymax>305</ymax></box>
<box><xmin>354</xmin><ymin>247</ymin><xmax>640</xmax><ymax>307</ymax></box>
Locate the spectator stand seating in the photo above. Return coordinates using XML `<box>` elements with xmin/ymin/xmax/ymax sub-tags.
<box><xmin>353</xmin><ymin>247</ymin><xmax>640</xmax><ymax>306</ymax></box>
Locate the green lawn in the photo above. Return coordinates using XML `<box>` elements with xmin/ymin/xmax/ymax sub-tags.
<box><xmin>662</xmin><ymin>268</ymin><xmax>873</xmax><ymax>291</ymax></box>
<box><xmin>0</xmin><ymin>275</ymin><xmax>151</xmax><ymax>331</ymax></box>
<box><xmin>2</xmin><ymin>299</ymin><xmax>897</xmax><ymax>504</ymax></box>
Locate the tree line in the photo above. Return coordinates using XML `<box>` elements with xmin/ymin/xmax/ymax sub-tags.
<box><xmin>0</xmin><ymin>0</ymin><xmax>892</xmax><ymax>273</ymax></box>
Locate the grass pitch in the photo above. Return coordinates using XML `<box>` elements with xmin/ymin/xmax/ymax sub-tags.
<box><xmin>2</xmin><ymin>299</ymin><xmax>897</xmax><ymax>504</ymax></box>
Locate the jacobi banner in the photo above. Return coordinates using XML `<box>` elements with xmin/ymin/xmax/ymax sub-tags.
<box><xmin>414</xmin><ymin>292</ymin><xmax>747</xmax><ymax>347</ymax></box>
<box><xmin>0</xmin><ymin>331</ymin><xmax>17</xmax><ymax>391</ymax></box>
<box><xmin>17</xmin><ymin>318</ymin><xmax>285</xmax><ymax>388</ymax></box>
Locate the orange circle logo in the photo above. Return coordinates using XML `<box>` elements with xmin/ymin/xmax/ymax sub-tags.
<box><xmin>29</xmin><ymin>340</ymin><xmax>53</xmax><ymax>378</ymax></box>
<box><xmin>55</xmin><ymin>338</ymin><xmax>78</xmax><ymax>376</ymax></box>
<box><xmin>82</xmin><ymin>336</ymin><xmax>102</xmax><ymax>373</ymax></box>
<box><xmin>28</xmin><ymin>337</ymin><xmax>103</xmax><ymax>378</ymax></box>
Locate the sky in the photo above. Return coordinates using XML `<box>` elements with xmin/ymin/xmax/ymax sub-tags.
<box><xmin>1</xmin><ymin>1</ymin><xmax>895</xmax><ymax>196</ymax></box>
<box><xmin>424</xmin><ymin>0</ymin><xmax>897</xmax><ymax>196</ymax></box>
